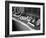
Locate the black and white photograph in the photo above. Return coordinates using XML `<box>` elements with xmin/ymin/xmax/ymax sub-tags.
<box><xmin>5</xmin><ymin>1</ymin><xmax>45</xmax><ymax>37</ymax></box>
<box><xmin>12</xmin><ymin>7</ymin><xmax>40</xmax><ymax>31</ymax></box>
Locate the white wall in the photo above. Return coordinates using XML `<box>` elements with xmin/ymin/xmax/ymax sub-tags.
<box><xmin>0</xmin><ymin>0</ymin><xmax>46</xmax><ymax>38</ymax></box>
<box><xmin>6</xmin><ymin>0</ymin><xmax>45</xmax><ymax>3</ymax></box>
